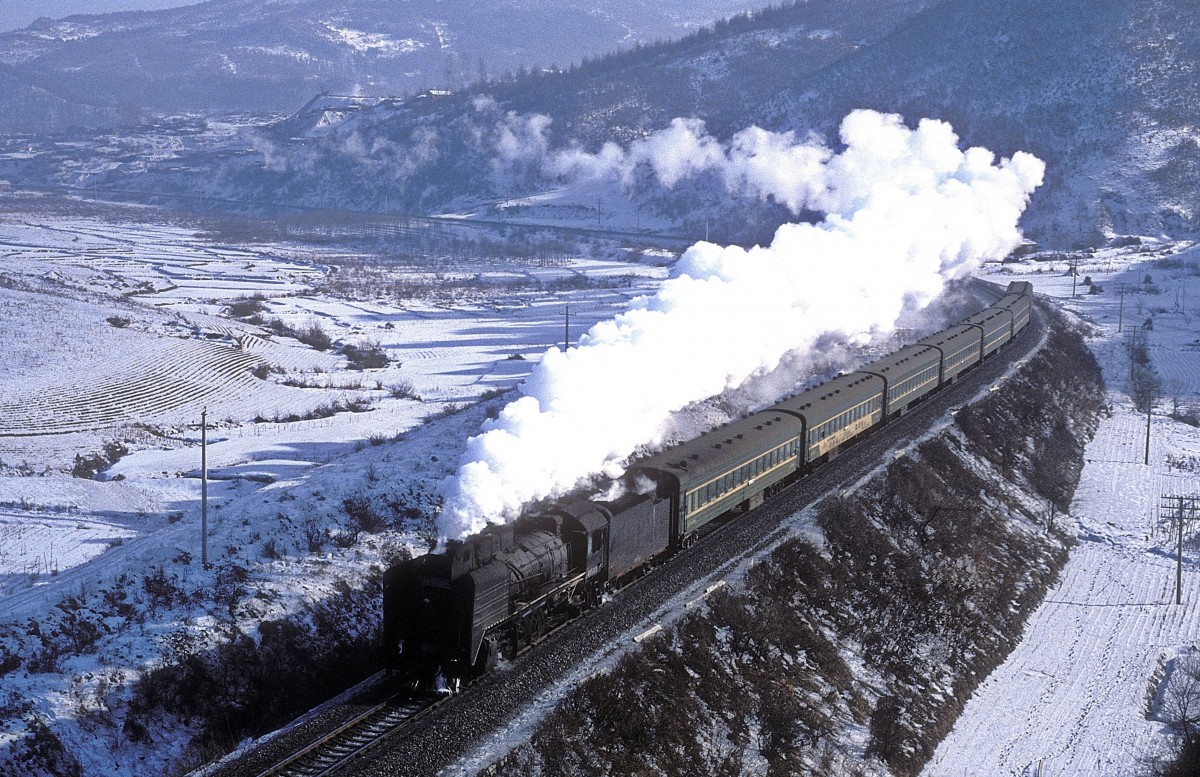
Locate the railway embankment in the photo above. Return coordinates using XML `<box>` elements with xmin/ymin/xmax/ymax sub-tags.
<box><xmin>499</xmin><ymin>310</ymin><xmax>1106</xmax><ymax>776</ymax></box>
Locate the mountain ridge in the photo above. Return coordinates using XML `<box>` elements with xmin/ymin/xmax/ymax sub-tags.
<box><xmin>6</xmin><ymin>0</ymin><xmax>1198</xmax><ymax>247</ymax></box>
<box><xmin>0</xmin><ymin>0</ymin><xmax>777</xmax><ymax>115</ymax></box>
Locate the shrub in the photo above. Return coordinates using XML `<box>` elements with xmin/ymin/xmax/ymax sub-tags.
<box><xmin>389</xmin><ymin>379</ymin><xmax>420</xmax><ymax>400</ymax></box>
<box><xmin>10</xmin><ymin>716</ymin><xmax>81</xmax><ymax>777</ymax></box>
<box><xmin>124</xmin><ymin>586</ymin><xmax>382</xmax><ymax>768</ymax></box>
<box><xmin>301</xmin><ymin>517</ymin><xmax>327</xmax><ymax>553</ymax></box>
<box><xmin>0</xmin><ymin>646</ymin><xmax>22</xmax><ymax>677</ymax></box>
<box><xmin>342</xmin><ymin>341</ymin><xmax>389</xmax><ymax>370</ymax></box>
<box><xmin>297</xmin><ymin>322</ymin><xmax>332</xmax><ymax>351</ymax></box>
<box><xmin>343</xmin><ymin>495</ymin><xmax>388</xmax><ymax>534</ymax></box>
<box><xmin>71</xmin><ymin>441</ymin><xmax>128</xmax><ymax>479</ymax></box>
<box><xmin>142</xmin><ymin>566</ymin><xmax>183</xmax><ymax>612</ymax></box>
<box><xmin>226</xmin><ymin>295</ymin><xmax>266</xmax><ymax>318</ymax></box>
<box><xmin>71</xmin><ymin>453</ymin><xmax>109</xmax><ymax>479</ymax></box>
<box><xmin>1171</xmin><ymin>403</ymin><xmax>1200</xmax><ymax>427</ymax></box>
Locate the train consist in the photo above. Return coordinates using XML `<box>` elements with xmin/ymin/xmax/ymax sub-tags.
<box><xmin>383</xmin><ymin>281</ymin><xmax>1034</xmax><ymax>688</ymax></box>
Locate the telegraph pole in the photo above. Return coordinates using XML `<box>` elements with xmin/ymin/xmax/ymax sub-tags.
<box><xmin>1146</xmin><ymin>393</ymin><xmax>1152</xmax><ymax>465</ymax></box>
<box><xmin>200</xmin><ymin>408</ymin><xmax>209</xmax><ymax>566</ymax></box>
<box><xmin>1118</xmin><ymin>282</ymin><xmax>1125</xmax><ymax>333</ymax></box>
<box><xmin>1178</xmin><ymin>495</ymin><xmax>1184</xmax><ymax>606</ymax></box>
<box><xmin>1161</xmin><ymin>495</ymin><xmax>1200</xmax><ymax>605</ymax></box>
<box><xmin>563</xmin><ymin>305</ymin><xmax>570</xmax><ymax>352</ymax></box>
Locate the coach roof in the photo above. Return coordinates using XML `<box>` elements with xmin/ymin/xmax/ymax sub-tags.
<box><xmin>629</xmin><ymin>410</ymin><xmax>802</xmax><ymax>487</ymax></box>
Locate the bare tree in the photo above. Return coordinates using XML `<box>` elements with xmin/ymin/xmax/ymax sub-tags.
<box><xmin>1128</xmin><ymin>325</ymin><xmax>1160</xmax><ymax>413</ymax></box>
<box><xmin>1163</xmin><ymin>652</ymin><xmax>1200</xmax><ymax>745</ymax></box>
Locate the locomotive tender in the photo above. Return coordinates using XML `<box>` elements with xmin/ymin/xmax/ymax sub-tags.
<box><xmin>383</xmin><ymin>281</ymin><xmax>1034</xmax><ymax>687</ymax></box>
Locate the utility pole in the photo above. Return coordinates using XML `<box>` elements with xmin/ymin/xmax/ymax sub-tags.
<box><xmin>200</xmin><ymin>408</ymin><xmax>209</xmax><ymax>567</ymax></box>
<box><xmin>1161</xmin><ymin>495</ymin><xmax>1200</xmax><ymax>605</ymax></box>
<box><xmin>563</xmin><ymin>305</ymin><xmax>570</xmax><ymax>351</ymax></box>
<box><xmin>1118</xmin><ymin>282</ymin><xmax>1125</xmax><ymax>333</ymax></box>
<box><xmin>1178</xmin><ymin>495</ymin><xmax>1184</xmax><ymax>606</ymax></box>
<box><xmin>1145</xmin><ymin>387</ymin><xmax>1154</xmax><ymax>466</ymax></box>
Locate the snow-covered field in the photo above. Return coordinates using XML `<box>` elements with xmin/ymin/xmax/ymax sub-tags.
<box><xmin>4</xmin><ymin>189</ymin><xmax>1200</xmax><ymax>775</ymax></box>
<box><xmin>928</xmin><ymin>241</ymin><xmax>1200</xmax><ymax>775</ymax></box>
<box><xmin>0</xmin><ymin>197</ymin><xmax>668</xmax><ymax>774</ymax></box>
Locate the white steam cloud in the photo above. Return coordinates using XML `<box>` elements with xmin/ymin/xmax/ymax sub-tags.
<box><xmin>437</xmin><ymin>109</ymin><xmax>1045</xmax><ymax>540</ymax></box>
<box><xmin>548</xmin><ymin>117</ymin><xmax>831</xmax><ymax>210</ymax></box>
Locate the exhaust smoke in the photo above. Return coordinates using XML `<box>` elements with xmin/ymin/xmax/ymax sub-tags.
<box><xmin>437</xmin><ymin>110</ymin><xmax>1044</xmax><ymax>541</ymax></box>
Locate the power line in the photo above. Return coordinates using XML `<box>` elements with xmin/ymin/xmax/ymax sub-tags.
<box><xmin>1161</xmin><ymin>495</ymin><xmax>1200</xmax><ymax>605</ymax></box>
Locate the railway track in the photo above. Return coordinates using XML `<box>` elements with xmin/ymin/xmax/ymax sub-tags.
<box><xmin>239</xmin><ymin>286</ymin><xmax>1044</xmax><ymax>777</ymax></box>
<box><xmin>256</xmin><ymin>693</ymin><xmax>437</xmax><ymax>777</ymax></box>
<box><xmin>337</xmin><ymin>298</ymin><xmax>1052</xmax><ymax>777</ymax></box>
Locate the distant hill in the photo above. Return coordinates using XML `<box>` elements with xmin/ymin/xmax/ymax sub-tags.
<box><xmin>93</xmin><ymin>0</ymin><xmax>939</xmax><ymax>244</ymax></box>
<box><xmin>750</xmin><ymin>0</ymin><xmax>1200</xmax><ymax>245</ymax></box>
<box><xmin>0</xmin><ymin>63</ymin><xmax>123</xmax><ymax>133</ymax></box>
<box><xmin>18</xmin><ymin>0</ymin><xmax>1198</xmax><ymax>247</ymax></box>
<box><xmin>0</xmin><ymin>0</ymin><xmax>777</xmax><ymax>115</ymax></box>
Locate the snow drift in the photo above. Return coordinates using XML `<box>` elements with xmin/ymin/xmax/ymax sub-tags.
<box><xmin>437</xmin><ymin>109</ymin><xmax>1045</xmax><ymax>540</ymax></box>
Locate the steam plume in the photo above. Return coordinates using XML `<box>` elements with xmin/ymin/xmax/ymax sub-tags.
<box><xmin>437</xmin><ymin>110</ymin><xmax>1044</xmax><ymax>540</ymax></box>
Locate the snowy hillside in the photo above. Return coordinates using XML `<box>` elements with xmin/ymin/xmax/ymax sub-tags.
<box><xmin>0</xmin><ymin>0</ymin><xmax>940</xmax><ymax>246</ymax></box>
<box><xmin>81</xmin><ymin>0</ymin><xmax>1200</xmax><ymax>249</ymax></box>
<box><xmin>0</xmin><ymin>63</ymin><xmax>123</xmax><ymax>133</ymax></box>
<box><xmin>0</xmin><ymin>193</ymin><xmax>671</xmax><ymax>774</ymax></box>
<box><xmin>0</xmin><ymin>0</ymin><xmax>778</xmax><ymax>116</ymax></box>
<box><xmin>928</xmin><ymin>242</ymin><xmax>1200</xmax><ymax>774</ymax></box>
<box><xmin>753</xmin><ymin>0</ymin><xmax>1200</xmax><ymax>246</ymax></box>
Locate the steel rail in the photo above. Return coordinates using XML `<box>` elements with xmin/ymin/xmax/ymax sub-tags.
<box><xmin>255</xmin><ymin>693</ymin><xmax>436</xmax><ymax>777</ymax></box>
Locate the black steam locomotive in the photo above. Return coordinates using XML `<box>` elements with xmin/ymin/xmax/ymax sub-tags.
<box><xmin>383</xmin><ymin>281</ymin><xmax>1034</xmax><ymax>688</ymax></box>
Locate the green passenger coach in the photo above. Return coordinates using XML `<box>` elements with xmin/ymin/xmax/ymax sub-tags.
<box><xmin>630</xmin><ymin>411</ymin><xmax>803</xmax><ymax>537</ymax></box>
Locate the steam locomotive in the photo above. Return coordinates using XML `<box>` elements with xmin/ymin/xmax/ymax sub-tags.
<box><xmin>383</xmin><ymin>281</ymin><xmax>1034</xmax><ymax>689</ymax></box>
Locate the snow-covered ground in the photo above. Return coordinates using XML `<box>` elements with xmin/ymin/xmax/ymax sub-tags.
<box><xmin>928</xmin><ymin>241</ymin><xmax>1200</xmax><ymax>775</ymax></box>
<box><xmin>0</xmin><ymin>199</ymin><xmax>669</xmax><ymax>775</ymax></box>
<box><xmin>5</xmin><ymin>190</ymin><xmax>1200</xmax><ymax>775</ymax></box>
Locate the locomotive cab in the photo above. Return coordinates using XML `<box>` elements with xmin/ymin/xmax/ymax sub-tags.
<box><xmin>530</xmin><ymin>500</ymin><xmax>610</xmax><ymax>581</ymax></box>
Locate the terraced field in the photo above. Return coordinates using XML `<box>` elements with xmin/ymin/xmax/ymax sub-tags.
<box><xmin>0</xmin><ymin>330</ymin><xmax>270</xmax><ymax>436</ymax></box>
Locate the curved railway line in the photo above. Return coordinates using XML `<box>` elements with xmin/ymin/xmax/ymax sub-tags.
<box><xmin>221</xmin><ymin>293</ymin><xmax>1051</xmax><ymax>777</ymax></box>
